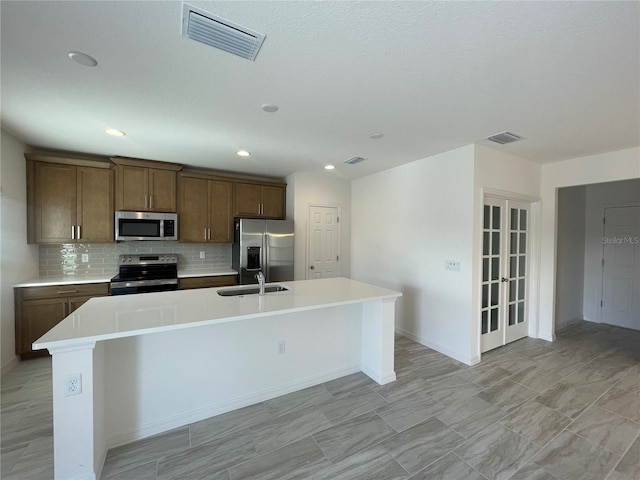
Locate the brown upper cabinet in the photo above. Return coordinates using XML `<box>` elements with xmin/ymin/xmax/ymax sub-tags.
<box><xmin>112</xmin><ymin>157</ymin><xmax>182</xmax><ymax>213</ymax></box>
<box><xmin>234</xmin><ymin>183</ymin><xmax>285</xmax><ymax>219</ymax></box>
<box><xmin>26</xmin><ymin>154</ymin><xmax>114</xmax><ymax>244</ymax></box>
<box><xmin>178</xmin><ymin>173</ymin><xmax>233</xmax><ymax>243</ymax></box>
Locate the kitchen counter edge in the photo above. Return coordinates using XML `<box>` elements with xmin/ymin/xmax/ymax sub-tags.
<box><xmin>14</xmin><ymin>269</ymin><xmax>238</xmax><ymax>288</ymax></box>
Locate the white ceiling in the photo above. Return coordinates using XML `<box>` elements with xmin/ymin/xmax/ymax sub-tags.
<box><xmin>1</xmin><ymin>1</ymin><xmax>638</xmax><ymax>180</ymax></box>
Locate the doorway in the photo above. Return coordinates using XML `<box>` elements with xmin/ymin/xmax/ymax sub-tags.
<box><xmin>307</xmin><ymin>205</ymin><xmax>340</xmax><ymax>279</ymax></box>
<box><xmin>602</xmin><ymin>205</ymin><xmax>640</xmax><ymax>330</ymax></box>
<box><xmin>480</xmin><ymin>196</ymin><xmax>531</xmax><ymax>353</ymax></box>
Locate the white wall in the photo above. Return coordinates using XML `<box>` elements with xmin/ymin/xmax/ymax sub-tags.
<box><xmin>0</xmin><ymin>130</ymin><xmax>39</xmax><ymax>371</ymax></box>
<box><xmin>540</xmin><ymin>147</ymin><xmax>640</xmax><ymax>340</ymax></box>
<box><xmin>555</xmin><ymin>186</ymin><xmax>586</xmax><ymax>329</ymax></box>
<box><xmin>351</xmin><ymin>145</ymin><xmax>476</xmax><ymax>364</ymax></box>
<box><xmin>285</xmin><ymin>171</ymin><xmax>351</xmax><ymax>281</ymax></box>
<box><xmin>583</xmin><ymin>178</ymin><xmax>640</xmax><ymax>322</ymax></box>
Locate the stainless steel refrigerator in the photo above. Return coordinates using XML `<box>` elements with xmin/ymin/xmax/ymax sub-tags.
<box><xmin>232</xmin><ymin>219</ymin><xmax>294</xmax><ymax>285</ymax></box>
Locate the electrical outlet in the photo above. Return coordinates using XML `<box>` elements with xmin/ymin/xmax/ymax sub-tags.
<box><xmin>277</xmin><ymin>340</ymin><xmax>286</xmax><ymax>355</ymax></box>
<box><xmin>199</xmin><ymin>251</ymin><xmax>205</xmax><ymax>259</ymax></box>
<box><xmin>63</xmin><ymin>373</ymin><xmax>82</xmax><ymax>396</ymax></box>
<box><xmin>81</xmin><ymin>253</ymin><xmax>89</xmax><ymax>263</ymax></box>
<box><xmin>445</xmin><ymin>260</ymin><xmax>461</xmax><ymax>271</ymax></box>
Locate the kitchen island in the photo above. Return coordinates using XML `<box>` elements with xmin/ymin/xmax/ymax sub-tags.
<box><xmin>34</xmin><ymin>277</ymin><xmax>401</xmax><ymax>480</ymax></box>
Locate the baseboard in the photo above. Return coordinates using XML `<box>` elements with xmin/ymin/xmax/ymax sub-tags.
<box><xmin>361</xmin><ymin>364</ymin><xmax>396</xmax><ymax>385</ymax></box>
<box><xmin>538</xmin><ymin>330</ymin><xmax>556</xmax><ymax>342</ymax></box>
<box><xmin>1</xmin><ymin>357</ymin><xmax>17</xmax><ymax>376</ymax></box>
<box><xmin>107</xmin><ymin>364</ymin><xmax>361</xmax><ymax>449</ymax></box>
<box><xmin>395</xmin><ymin>328</ymin><xmax>477</xmax><ymax>366</ymax></box>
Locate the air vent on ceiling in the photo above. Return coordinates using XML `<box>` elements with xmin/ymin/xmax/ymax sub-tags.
<box><xmin>486</xmin><ymin>131</ymin><xmax>524</xmax><ymax>145</ymax></box>
<box><xmin>182</xmin><ymin>4</ymin><xmax>265</xmax><ymax>61</ymax></box>
<box><xmin>344</xmin><ymin>156</ymin><xmax>366</xmax><ymax>165</ymax></box>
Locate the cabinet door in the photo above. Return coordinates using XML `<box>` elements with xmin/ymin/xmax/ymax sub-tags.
<box><xmin>261</xmin><ymin>186</ymin><xmax>285</xmax><ymax>219</ymax></box>
<box><xmin>77</xmin><ymin>167</ymin><xmax>114</xmax><ymax>242</ymax></box>
<box><xmin>19</xmin><ymin>298</ymin><xmax>67</xmax><ymax>354</ymax></box>
<box><xmin>116</xmin><ymin>165</ymin><xmax>149</xmax><ymax>211</ymax></box>
<box><xmin>178</xmin><ymin>177</ymin><xmax>209</xmax><ymax>242</ymax></box>
<box><xmin>33</xmin><ymin>162</ymin><xmax>77</xmax><ymax>243</ymax></box>
<box><xmin>149</xmin><ymin>168</ymin><xmax>177</xmax><ymax>212</ymax></box>
<box><xmin>234</xmin><ymin>183</ymin><xmax>262</xmax><ymax>217</ymax></box>
<box><xmin>68</xmin><ymin>295</ymin><xmax>101</xmax><ymax>313</ymax></box>
<box><xmin>209</xmin><ymin>180</ymin><xmax>233</xmax><ymax>242</ymax></box>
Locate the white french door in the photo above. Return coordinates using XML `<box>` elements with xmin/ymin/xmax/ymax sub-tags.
<box><xmin>481</xmin><ymin>197</ymin><xmax>530</xmax><ymax>353</ymax></box>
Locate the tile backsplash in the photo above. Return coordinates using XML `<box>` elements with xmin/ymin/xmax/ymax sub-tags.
<box><xmin>39</xmin><ymin>242</ymin><xmax>232</xmax><ymax>278</ymax></box>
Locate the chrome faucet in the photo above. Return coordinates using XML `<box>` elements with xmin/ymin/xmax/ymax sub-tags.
<box><xmin>255</xmin><ymin>271</ymin><xmax>265</xmax><ymax>296</ymax></box>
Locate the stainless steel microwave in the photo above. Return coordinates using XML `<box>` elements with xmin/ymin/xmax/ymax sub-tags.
<box><xmin>115</xmin><ymin>211</ymin><xmax>177</xmax><ymax>241</ymax></box>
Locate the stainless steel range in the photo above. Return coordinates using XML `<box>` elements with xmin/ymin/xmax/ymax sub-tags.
<box><xmin>109</xmin><ymin>254</ymin><xmax>178</xmax><ymax>296</ymax></box>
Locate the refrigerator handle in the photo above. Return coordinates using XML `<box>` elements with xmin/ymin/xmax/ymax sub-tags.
<box><xmin>263</xmin><ymin>231</ymin><xmax>269</xmax><ymax>281</ymax></box>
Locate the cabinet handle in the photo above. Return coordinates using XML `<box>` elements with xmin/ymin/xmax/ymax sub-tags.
<box><xmin>71</xmin><ymin>226</ymin><xmax>75</xmax><ymax>240</ymax></box>
<box><xmin>144</xmin><ymin>195</ymin><xmax>148</xmax><ymax>209</ymax></box>
<box><xmin>204</xmin><ymin>228</ymin><xmax>207</xmax><ymax>240</ymax></box>
<box><xmin>57</xmin><ymin>289</ymin><xmax>79</xmax><ymax>294</ymax></box>
<box><xmin>77</xmin><ymin>225</ymin><xmax>81</xmax><ymax>240</ymax></box>
<box><xmin>150</xmin><ymin>195</ymin><xmax>153</xmax><ymax>210</ymax></box>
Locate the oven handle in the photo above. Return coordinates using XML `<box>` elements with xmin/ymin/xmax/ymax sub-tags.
<box><xmin>110</xmin><ymin>278</ymin><xmax>178</xmax><ymax>288</ymax></box>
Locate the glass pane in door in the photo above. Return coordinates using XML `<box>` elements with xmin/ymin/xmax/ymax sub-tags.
<box><xmin>507</xmin><ymin>208</ymin><xmax>528</xmax><ymax>329</ymax></box>
<box><xmin>481</xmin><ymin>202</ymin><xmax>502</xmax><ymax>340</ymax></box>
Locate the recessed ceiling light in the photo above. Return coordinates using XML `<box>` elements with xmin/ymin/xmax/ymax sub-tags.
<box><xmin>237</xmin><ymin>150</ymin><xmax>251</xmax><ymax>157</ymax></box>
<box><xmin>324</xmin><ymin>164</ymin><xmax>335</xmax><ymax>170</ymax></box>
<box><xmin>261</xmin><ymin>104</ymin><xmax>279</xmax><ymax>113</ymax></box>
<box><xmin>105</xmin><ymin>129</ymin><xmax>125</xmax><ymax>137</ymax></box>
<box><xmin>369</xmin><ymin>132</ymin><xmax>384</xmax><ymax>139</ymax></box>
<box><xmin>68</xmin><ymin>51</ymin><xmax>98</xmax><ymax>67</ymax></box>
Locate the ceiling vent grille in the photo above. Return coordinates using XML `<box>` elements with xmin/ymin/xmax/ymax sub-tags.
<box><xmin>344</xmin><ymin>156</ymin><xmax>366</xmax><ymax>165</ymax></box>
<box><xmin>182</xmin><ymin>4</ymin><xmax>265</xmax><ymax>61</ymax></box>
<box><xmin>486</xmin><ymin>131</ymin><xmax>524</xmax><ymax>145</ymax></box>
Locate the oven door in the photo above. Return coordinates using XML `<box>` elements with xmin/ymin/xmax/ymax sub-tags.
<box><xmin>109</xmin><ymin>279</ymin><xmax>178</xmax><ymax>296</ymax></box>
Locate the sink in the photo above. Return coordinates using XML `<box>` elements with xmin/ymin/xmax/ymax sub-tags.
<box><xmin>217</xmin><ymin>284</ymin><xmax>290</xmax><ymax>297</ymax></box>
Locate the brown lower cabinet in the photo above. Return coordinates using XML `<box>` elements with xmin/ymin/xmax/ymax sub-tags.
<box><xmin>178</xmin><ymin>275</ymin><xmax>237</xmax><ymax>290</ymax></box>
<box><xmin>15</xmin><ymin>283</ymin><xmax>109</xmax><ymax>359</ymax></box>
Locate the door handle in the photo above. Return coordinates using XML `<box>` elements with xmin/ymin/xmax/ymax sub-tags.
<box><xmin>501</xmin><ymin>277</ymin><xmax>509</xmax><ymax>282</ymax></box>
<box><xmin>310</xmin><ymin>265</ymin><xmax>315</xmax><ymax>269</ymax></box>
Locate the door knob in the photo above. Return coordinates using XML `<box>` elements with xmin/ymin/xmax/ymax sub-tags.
<box><xmin>310</xmin><ymin>265</ymin><xmax>315</xmax><ymax>269</ymax></box>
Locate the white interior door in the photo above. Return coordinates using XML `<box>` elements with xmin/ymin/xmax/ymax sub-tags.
<box><xmin>308</xmin><ymin>206</ymin><xmax>340</xmax><ymax>279</ymax></box>
<box><xmin>602</xmin><ymin>206</ymin><xmax>640</xmax><ymax>330</ymax></box>
<box><xmin>481</xmin><ymin>197</ymin><xmax>530</xmax><ymax>353</ymax></box>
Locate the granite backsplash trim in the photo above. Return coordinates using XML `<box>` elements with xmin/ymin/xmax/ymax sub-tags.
<box><xmin>39</xmin><ymin>242</ymin><xmax>232</xmax><ymax>278</ymax></box>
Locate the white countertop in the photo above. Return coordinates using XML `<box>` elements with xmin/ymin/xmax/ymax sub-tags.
<box><xmin>33</xmin><ymin>277</ymin><xmax>401</xmax><ymax>350</ymax></box>
<box><xmin>14</xmin><ymin>269</ymin><xmax>237</xmax><ymax>287</ymax></box>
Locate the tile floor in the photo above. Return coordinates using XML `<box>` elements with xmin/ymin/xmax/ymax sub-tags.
<box><xmin>1</xmin><ymin>321</ymin><xmax>639</xmax><ymax>480</ymax></box>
